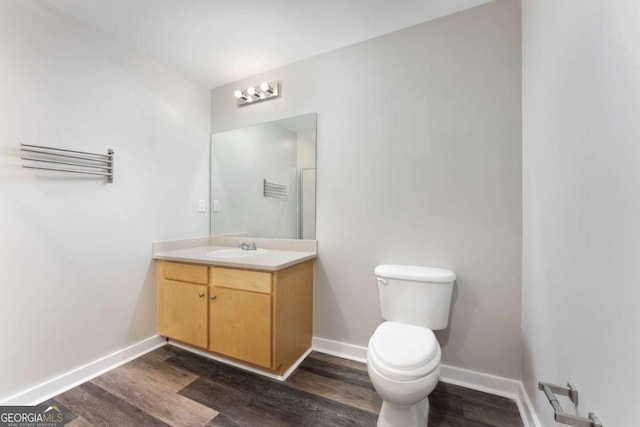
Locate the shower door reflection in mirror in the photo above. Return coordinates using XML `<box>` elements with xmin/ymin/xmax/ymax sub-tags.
<box><xmin>210</xmin><ymin>113</ymin><xmax>316</xmax><ymax>239</ymax></box>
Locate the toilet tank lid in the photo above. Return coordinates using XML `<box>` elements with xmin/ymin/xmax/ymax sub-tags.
<box><xmin>375</xmin><ymin>264</ymin><xmax>456</xmax><ymax>283</ymax></box>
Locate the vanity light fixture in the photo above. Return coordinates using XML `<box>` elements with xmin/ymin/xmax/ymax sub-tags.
<box><xmin>261</xmin><ymin>81</ymin><xmax>278</xmax><ymax>94</ymax></box>
<box><xmin>234</xmin><ymin>89</ymin><xmax>249</xmax><ymax>102</ymax></box>
<box><xmin>235</xmin><ymin>80</ymin><xmax>280</xmax><ymax>106</ymax></box>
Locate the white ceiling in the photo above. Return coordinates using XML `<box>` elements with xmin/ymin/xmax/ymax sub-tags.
<box><xmin>43</xmin><ymin>0</ymin><xmax>491</xmax><ymax>89</ymax></box>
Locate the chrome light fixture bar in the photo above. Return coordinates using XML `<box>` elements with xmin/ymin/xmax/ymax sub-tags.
<box><xmin>234</xmin><ymin>81</ymin><xmax>280</xmax><ymax>106</ymax></box>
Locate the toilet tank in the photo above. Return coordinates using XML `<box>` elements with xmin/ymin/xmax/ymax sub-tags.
<box><xmin>375</xmin><ymin>264</ymin><xmax>456</xmax><ymax>330</ymax></box>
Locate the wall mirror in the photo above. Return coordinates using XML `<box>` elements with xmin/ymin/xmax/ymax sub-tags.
<box><xmin>210</xmin><ymin>112</ymin><xmax>317</xmax><ymax>239</ymax></box>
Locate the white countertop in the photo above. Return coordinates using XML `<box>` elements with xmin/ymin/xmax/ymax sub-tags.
<box><xmin>153</xmin><ymin>244</ymin><xmax>317</xmax><ymax>271</ymax></box>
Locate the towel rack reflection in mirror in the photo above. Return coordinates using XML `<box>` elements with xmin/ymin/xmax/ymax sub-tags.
<box><xmin>263</xmin><ymin>178</ymin><xmax>287</xmax><ymax>198</ymax></box>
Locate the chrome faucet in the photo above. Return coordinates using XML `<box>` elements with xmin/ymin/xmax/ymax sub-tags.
<box><xmin>239</xmin><ymin>242</ymin><xmax>257</xmax><ymax>251</ymax></box>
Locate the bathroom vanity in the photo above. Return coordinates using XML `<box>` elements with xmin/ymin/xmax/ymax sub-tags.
<box><xmin>153</xmin><ymin>237</ymin><xmax>316</xmax><ymax>378</ymax></box>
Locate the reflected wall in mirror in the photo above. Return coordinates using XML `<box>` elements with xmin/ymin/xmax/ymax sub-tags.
<box><xmin>210</xmin><ymin>113</ymin><xmax>316</xmax><ymax>239</ymax></box>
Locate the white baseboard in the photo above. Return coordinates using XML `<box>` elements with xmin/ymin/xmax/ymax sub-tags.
<box><xmin>439</xmin><ymin>364</ymin><xmax>520</xmax><ymax>398</ymax></box>
<box><xmin>168</xmin><ymin>340</ymin><xmax>312</xmax><ymax>381</ymax></box>
<box><xmin>0</xmin><ymin>335</ymin><xmax>166</xmax><ymax>406</ymax></box>
<box><xmin>517</xmin><ymin>381</ymin><xmax>543</xmax><ymax>427</ymax></box>
<box><xmin>311</xmin><ymin>336</ymin><xmax>541</xmax><ymax>427</ymax></box>
<box><xmin>439</xmin><ymin>365</ymin><xmax>541</xmax><ymax>427</ymax></box>
<box><xmin>312</xmin><ymin>336</ymin><xmax>368</xmax><ymax>363</ymax></box>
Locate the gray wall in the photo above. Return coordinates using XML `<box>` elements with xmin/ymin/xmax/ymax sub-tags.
<box><xmin>0</xmin><ymin>1</ymin><xmax>210</xmax><ymax>401</ymax></box>
<box><xmin>211</xmin><ymin>0</ymin><xmax>522</xmax><ymax>379</ymax></box>
<box><xmin>522</xmin><ymin>0</ymin><xmax>640</xmax><ymax>424</ymax></box>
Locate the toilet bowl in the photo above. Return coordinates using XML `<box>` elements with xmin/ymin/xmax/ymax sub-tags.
<box><xmin>368</xmin><ymin>321</ymin><xmax>441</xmax><ymax>427</ymax></box>
<box><xmin>367</xmin><ymin>265</ymin><xmax>456</xmax><ymax>427</ymax></box>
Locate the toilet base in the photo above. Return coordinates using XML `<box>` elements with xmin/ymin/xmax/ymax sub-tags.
<box><xmin>377</xmin><ymin>397</ymin><xmax>430</xmax><ymax>427</ymax></box>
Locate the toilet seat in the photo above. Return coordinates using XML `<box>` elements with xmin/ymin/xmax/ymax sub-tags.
<box><xmin>368</xmin><ymin>321</ymin><xmax>440</xmax><ymax>381</ymax></box>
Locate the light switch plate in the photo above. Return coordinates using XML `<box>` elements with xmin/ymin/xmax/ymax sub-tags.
<box><xmin>198</xmin><ymin>199</ymin><xmax>206</xmax><ymax>213</ymax></box>
<box><xmin>212</xmin><ymin>199</ymin><xmax>220</xmax><ymax>212</ymax></box>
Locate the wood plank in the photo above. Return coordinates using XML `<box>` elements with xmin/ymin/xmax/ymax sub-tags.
<box><xmin>166</xmin><ymin>349</ymin><xmax>273</xmax><ymax>387</ymax></box>
<box><xmin>462</xmin><ymin>397</ymin><xmax>524</xmax><ymax>427</ymax></box>
<box><xmin>273</xmin><ymin>260</ymin><xmax>313</xmax><ymax>373</ymax></box>
<box><xmin>181</xmin><ymin>375</ymin><xmax>379</xmax><ymax>427</ymax></box>
<box><xmin>55</xmin><ymin>382</ymin><xmax>170</xmax><ymax>427</ymax></box>
<box><xmin>209</xmin><ymin>287</ymin><xmax>272</xmax><ymax>368</ymax></box>
<box><xmin>92</xmin><ymin>364</ymin><xmax>218</xmax><ymax>427</ymax></box>
<box><xmin>160</xmin><ymin>260</ymin><xmax>208</xmax><ymax>284</ymax></box>
<box><xmin>286</xmin><ymin>366</ymin><xmax>382</xmax><ymax>414</ymax></box>
<box><xmin>429</xmin><ymin>383</ymin><xmax>464</xmax><ymax>417</ymax></box>
<box><xmin>65</xmin><ymin>416</ymin><xmax>95</xmax><ymax>427</ymax></box>
<box><xmin>169</xmin><ymin>350</ymin><xmax>378</xmax><ymax>427</ymax></box>
<box><xmin>308</xmin><ymin>351</ymin><xmax>368</xmax><ymax>372</ymax></box>
<box><xmin>180</xmin><ymin>376</ymin><xmax>290</xmax><ymax>427</ymax></box>
<box><xmin>157</xmin><ymin>278</ymin><xmax>208</xmax><ymax>348</ymax></box>
<box><xmin>206</xmin><ymin>413</ymin><xmax>243</xmax><ymax>427</ymax></box>
<box><xmin>210</xmin><ymin>266</ymin><xmax>271</xmax><ymax>294</ymax></box>
<box><xmin>298</xmin><ymin>353</ymin><xmax>376</xmax><ymax>390</ymax></box>
<box><xmin>128</xmin><ymin>354</ymin><xmax>199</xmax><ymax>392</ymax></box>
<box><xmin>429</xmin><ymin>406</ymin><xmax>495</xmax><ymax>427</ymax></box>
<box><xmin>433</xmin><ymin>382</ymin><xmax>522</xmax><ymax>427</ymax></box>
<box><xmin>136</xmin><ymin>344</ymin><xmax>183</xmax><ymax>364</ymax></box>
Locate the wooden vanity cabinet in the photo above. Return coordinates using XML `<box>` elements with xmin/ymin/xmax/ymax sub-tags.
<box><xmin>209</xmin><ymin>262</ymin><xmax>313</xmax><ymax>372</ymax></box>
<box><xmin>208</xmin><ymin>285</ymin><xmax>272</xmax><ymax>367</ymax></box>
<box><xmin>157</xmin><ymin>259</ymin><xmax>313</xmax><ymax>375</ymax></box>
<box><xmin>157</xmin><ymin>262</ymin><xmax>208</xmax><ymax>348</ymax></box>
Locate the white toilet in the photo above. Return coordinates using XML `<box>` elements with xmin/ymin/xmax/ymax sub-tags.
<box><xmin>367</xmin><ymin>264</ymin><xmax>456</xmax><ymax>427</ymax></box>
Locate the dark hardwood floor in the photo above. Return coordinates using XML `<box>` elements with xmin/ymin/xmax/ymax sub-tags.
<box><xmin>46</xmin><ymin>345</ymin><xmax>523</xmax><ymax>426</ymax></box>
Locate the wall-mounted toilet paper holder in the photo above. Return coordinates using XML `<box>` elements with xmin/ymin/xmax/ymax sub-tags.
<box><xmin>538</xmin><ymin>382</ymin><xmax>602</xmax><ymax>427</ymax></box>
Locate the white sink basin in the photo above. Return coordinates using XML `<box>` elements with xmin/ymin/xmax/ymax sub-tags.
<box><xmin>206</xmin><ymin>248</ymin><xmax>267</xmax><ymax>259</ymax></box>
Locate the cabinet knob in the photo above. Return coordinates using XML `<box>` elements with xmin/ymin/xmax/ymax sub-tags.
<box><xmin>198</xmin><ymin>293</ymin><xmax>205</xmax><ymax>298</ymax></box>
<box><xmin>210</xmin><ymin>295</ymin><xmax>217</xmax><ymax>301</ymax></box>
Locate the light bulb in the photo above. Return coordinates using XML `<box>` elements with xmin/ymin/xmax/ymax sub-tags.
<box><xmin>260</xmin><ymin>82</ymin><xmax>270</xmax><ymax>91</ymax></box>
<box><xmin>234</xmin><ymin>90</ymin><xmax>243</xmax><ymax>99</ymax></box>
<box><xmin>247</xmin><ymin>86</ymin><xmax>257</xmax><ymax>96</ymax></box>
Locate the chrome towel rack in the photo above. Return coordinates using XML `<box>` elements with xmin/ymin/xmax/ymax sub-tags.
<box><xmin>538</xmin><ymin>382</ymin><xmax>602</xmax><ymax>427</ymax></box>
<box><xmin>263</xmin><ymin>178</ymin><xmax>287</xmax><ymax>198</ymax></box>
<box><xmin>20</xmin><ymin>143</ymin><xmax>114</xmax><ymax>183</ymax></box>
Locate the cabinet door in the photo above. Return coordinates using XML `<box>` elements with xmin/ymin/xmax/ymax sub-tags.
<box><xmin>209</xmin><ymin>287</ymin><xmax>272</xmax><ymax>368</ymax></box>
<box><xmin>158</xmin><ymin>279</ymin><xmax>208</xmax><ymax>348</ymax></box>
